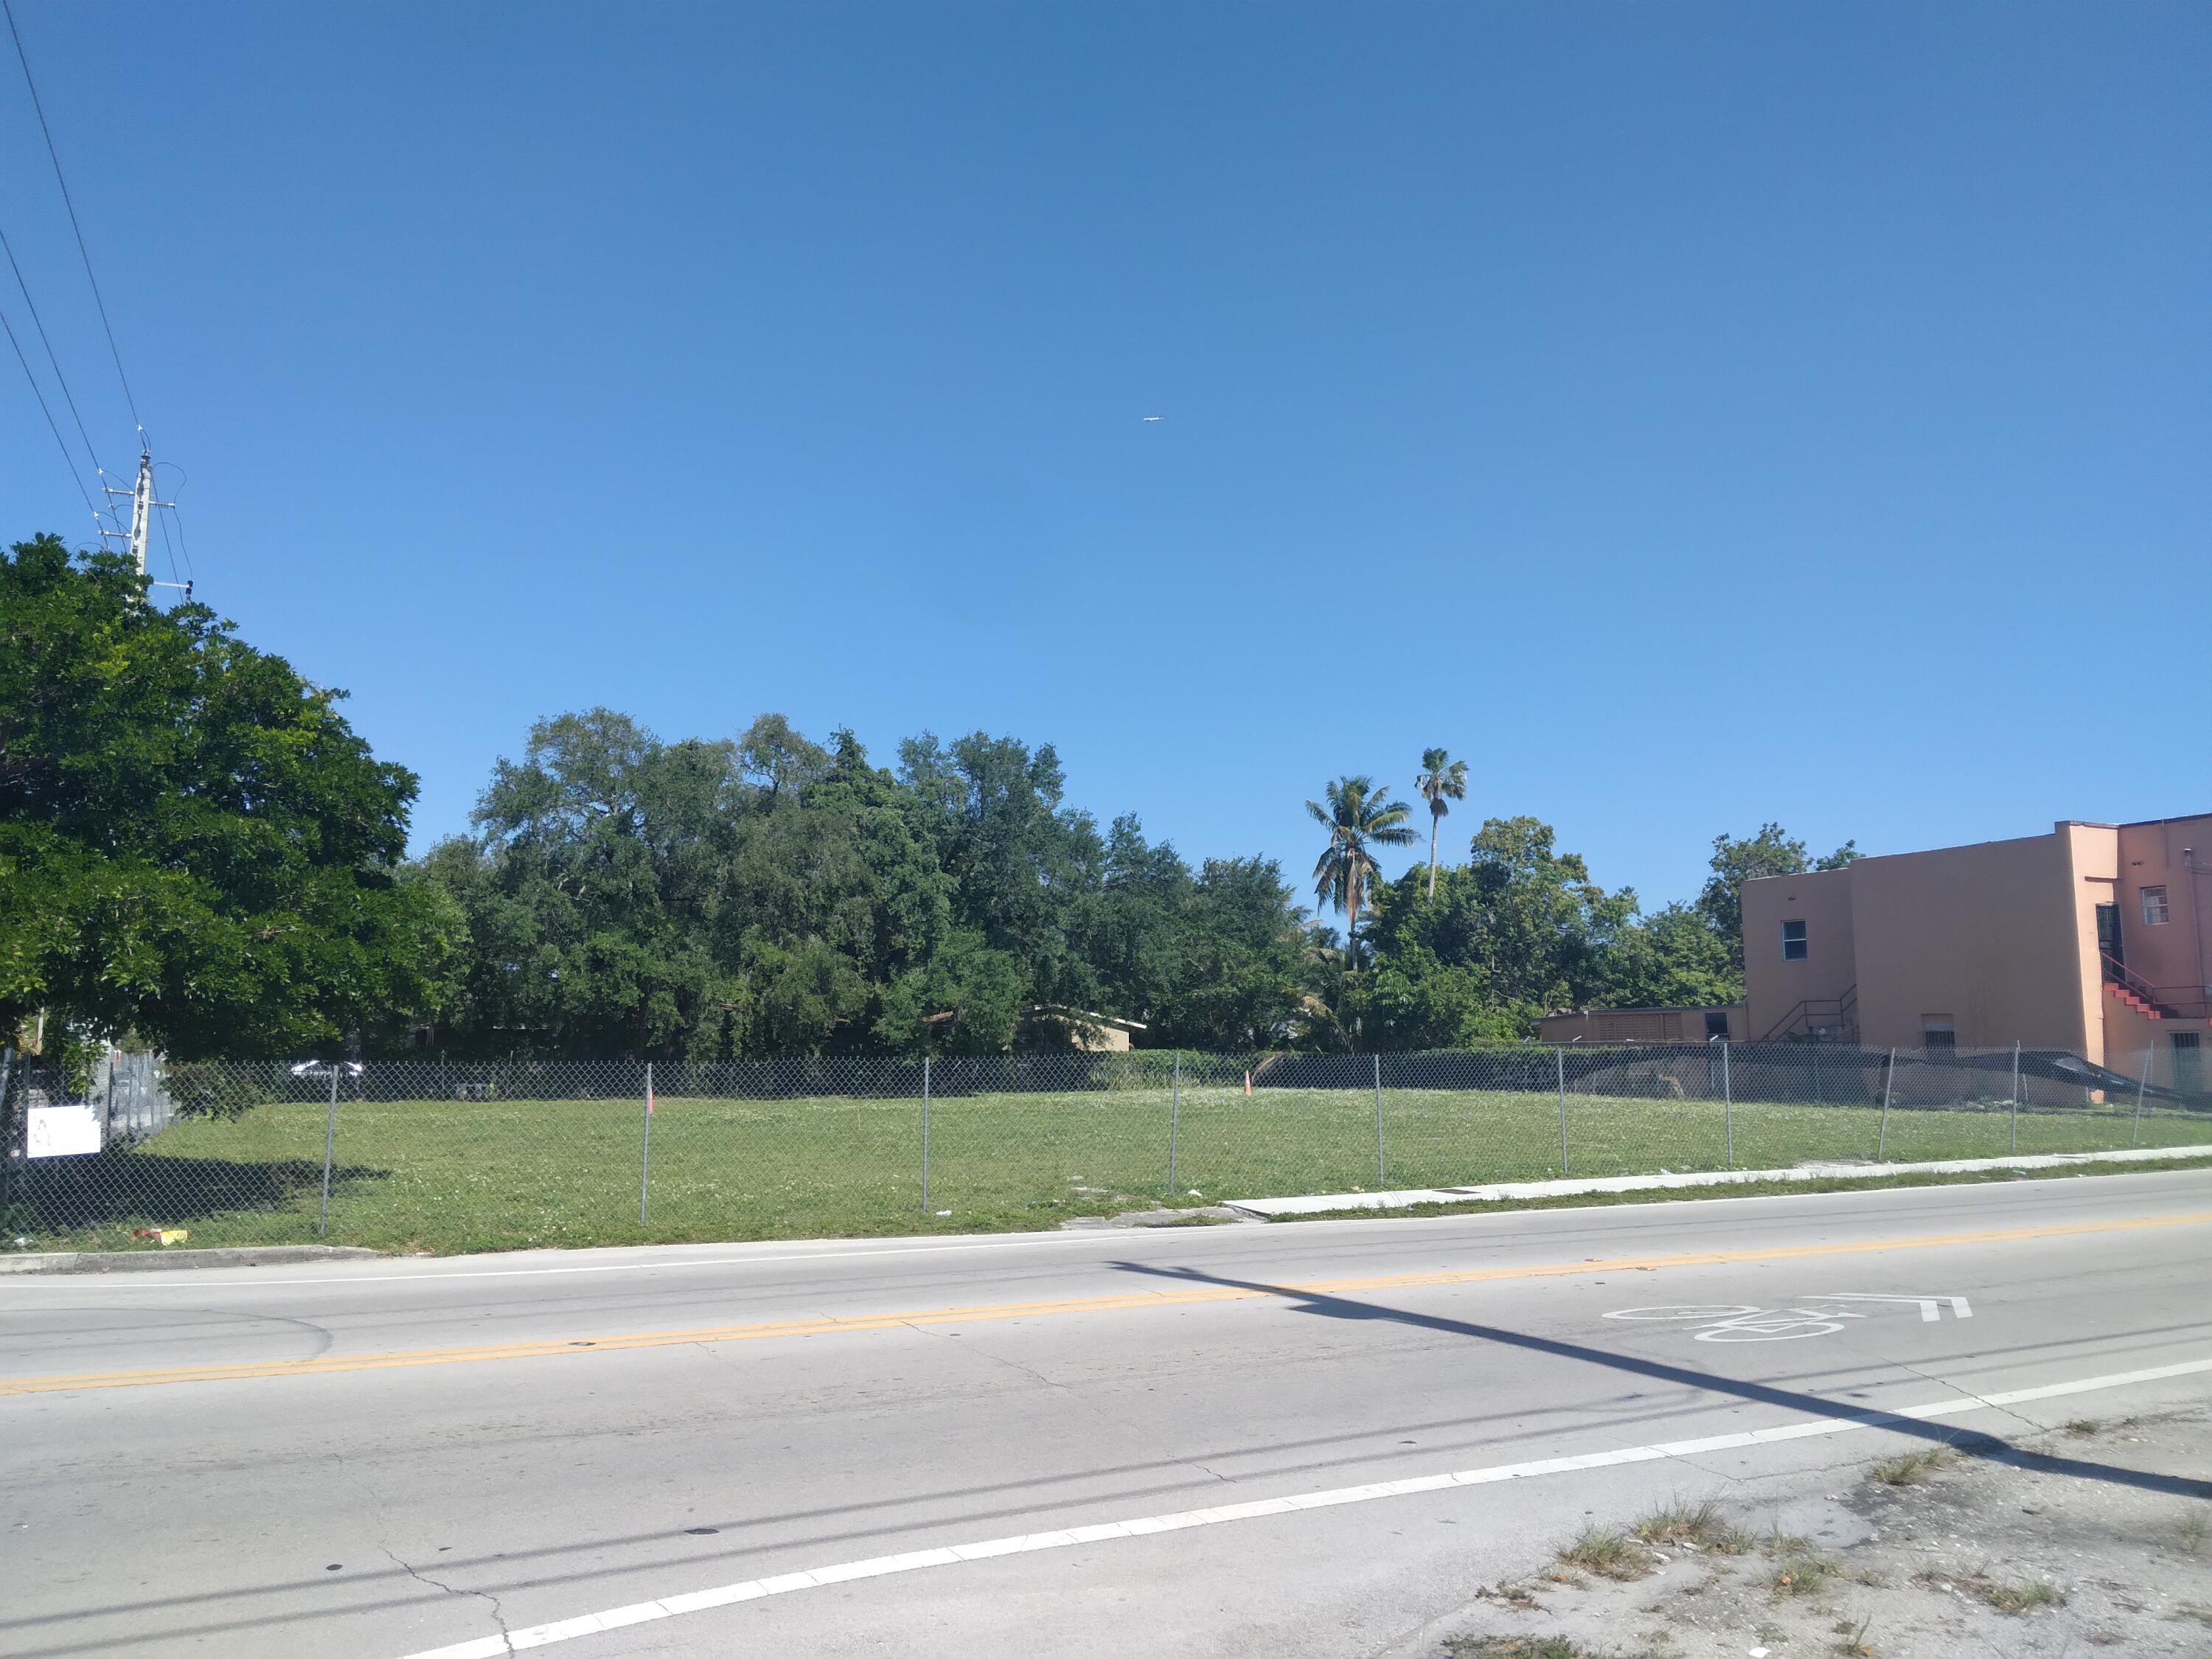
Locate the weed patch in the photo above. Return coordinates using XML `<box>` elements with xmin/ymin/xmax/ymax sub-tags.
<box><xmin>1869</xmin><ymin>1447</ymin><xmax>1958</xmax><ymax>1486</ymax></box>
<box><xmin>1764</xmin><ymin>1534</ymin><xmax>1840</xmax><ymax>1598</ymax></box>
<box><xmin>1446</xmin><ymin>1638</ymin><xmax>1592</xmax><ymax>1659</ymax></box>
<box><xmin>2176</xmin><ymin>1506</ymin><xmax>2210</xmax><ymax>1555</ymax></box>
<box><xmin>1916</xmin><ymin>1567</ymin><xmax>2065</xmax><ymax>1615</ymax></box>
<box><xmin>1557</xmin><ymin>1526</ymin><xmax>1650</xmax><ymax>1582</ymax></box>
<box><xmin>1631</xmin><ymin>1498</ymin><xmax>1754</xmax><ymax>1555</ymax></box>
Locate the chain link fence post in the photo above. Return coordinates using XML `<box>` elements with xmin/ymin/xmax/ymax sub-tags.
<box><xmin>318</xmin><ymin>1063</ymin><xmax>340</xmax><ymax>1237</ymax></box>
<box><xmin>1168</xmin><ymin>1050</ymin><xmax>1180</xmax><ymax>1194</ymax></box>
<box><xmin>639</xmin><ymin>1061</ymin><xmax>653</xmax><ymax>1225</ymax></box>
<box><xmin>1557</xmin><ymin>1046</ymin><xmax>1569</xmax><ymax>1176</ymax></box>
<box><xmin>2132</xmin><ymin>1046</ymin><xmax>2150</xmax><ymax>1147</ymax></box>
<box><xmin>1877</xmin><ymin>1047</ymin><xmax>1895</xmax><ymax>1161</ymax></box>
<box><xmin>0</xmin><ymin>1046</ymin><xmax>15</xmax><ymax>1226</ymax></box>
<box><xmin>920</xmin><ymin>1055</ymin><xmax>931</xmax><ymax>1213</ymax></box>
<box><xmin>1721</xmin><ymin>1040</ymin><xmax>1733</xmax><ymax>1167</ymax></box>
<box><xmin>2009</xmin><ymin>1040</ymin><xmax>2020</xmax><ymax>1154</ymax></box>
<box><xmin>1373</xmin><ymin>1054</ymin><xmax>1385</xmax><ymax>1186</ymax></box>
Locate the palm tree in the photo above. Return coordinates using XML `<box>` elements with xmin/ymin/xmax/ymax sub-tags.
<box><xmin>1306</xmin><ymin>776</ymin><xmax>1416</xmax><ymax>967</ymax></box>
<box><xmin>1413</xmin><ymin>747</ymin><xmax>1469</xmax><ymax>900</ymax></box>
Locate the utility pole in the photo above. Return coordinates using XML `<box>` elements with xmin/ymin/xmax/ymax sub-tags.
<box><xmin>100</xmin><ymin>446</ymin><xmax>188</xmax><ymax>596</ymax></box>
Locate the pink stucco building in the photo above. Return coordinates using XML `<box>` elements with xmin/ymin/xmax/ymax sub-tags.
<box><xmin>1545</xmin><ymin>815</ymin><xmax>2210</xmax><ymax>1086</ymax></box>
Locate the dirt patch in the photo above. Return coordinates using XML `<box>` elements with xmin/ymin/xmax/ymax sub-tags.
<box><xmin>1418</xmin><ymin>1405</ymin><xmax>2212</xmax><ymax>1658</ymax></box>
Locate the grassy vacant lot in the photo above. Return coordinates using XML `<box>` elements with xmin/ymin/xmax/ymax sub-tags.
<box><xmin>10</xmin><ymin>1085</ymin><xmax>2207</xmax><ymax>1254</ymax></box>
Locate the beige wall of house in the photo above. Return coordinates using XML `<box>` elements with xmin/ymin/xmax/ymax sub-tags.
<box><xmin>1741</xmin><ymin>868</ymin><xmax>1856</xmax><ymax>1041</ymax></box>
<box><xmin>2063</xmin><ymin>823</ymin><xmax>2121</xmax><ymax>1066</ymax></box>
<box><xmin>2115</xmin><ymin>815</ymin><xmax>2212</xmax><ymax>998</ymax></box>
<box><xmin>1848</xmin><ymin>829</ymin><xmax>2094</xmax><ymax>1056</ymax></box>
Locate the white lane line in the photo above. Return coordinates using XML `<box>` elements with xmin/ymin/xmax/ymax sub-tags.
<box><xmin>390</xmin><ymin>1354</ymin><xmax>2212</xmax><ymax>1659</ymax></box>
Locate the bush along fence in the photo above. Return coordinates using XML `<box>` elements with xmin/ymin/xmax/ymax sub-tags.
<box><xmin>1</xmin><ymin>1043</ymin><xmax>2205</xmax><ymax>1256</ymax></box>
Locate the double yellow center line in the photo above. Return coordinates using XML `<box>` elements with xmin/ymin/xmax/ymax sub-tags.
<box><xmin>5</xmin><ymin>1211</ymin><xmax>2205</xmax><ymax>1398</ymax></box>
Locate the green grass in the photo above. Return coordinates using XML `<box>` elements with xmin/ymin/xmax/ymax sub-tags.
<box><xmin>7</xmin><ymin>1085</ymin><xmax>2208</xmax><ymax>1255</ymax></box>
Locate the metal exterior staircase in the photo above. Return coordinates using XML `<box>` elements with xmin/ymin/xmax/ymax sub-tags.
<box><xmin>2101</xmin><ymin>953</ymin><xmax>2194</xmax><ymax>1021</ymax></box>
<box><xmin>1757</xmin><ymin>984</ymin><xmax>1859</xmax><ymax>1043</ymax></box>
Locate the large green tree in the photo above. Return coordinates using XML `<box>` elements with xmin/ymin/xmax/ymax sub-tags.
<box><xmin>897</xmin><ymin>731</ymin><xmax>1106</xmax><ymax>1015</ymax></box>
<box><xmin>422</xmin><ymin>709</ymin><xmax>737</xmax><ymax>1056</ymax></box>
<box><xmin>1360</xmin><ymin>816</ymin><xmax>1635</xmax><ymax>1043</ymax></box>
<box><xmin>1593</xmin><ymin>901</ymin><xmax>1741</xmax><ymax>1010</ymax></box>
<box><xmin>425</xmin><ymin>712</ymin><xmax>961</xmax><ymax>1057</ymax></box>
<box><xmin>0</xmin><ymin>536</ymin><xmax>449</xmax><ymax>1057</ymax></box>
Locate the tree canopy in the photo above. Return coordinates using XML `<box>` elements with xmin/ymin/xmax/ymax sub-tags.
<box><xmin>4</xmin><ymin>540</ymin><xmax>1851</xmax><ymax>1060</ymax></box>
<box><xmin>0</xmin><ymin>536</ymin><xmax>449</xmax><ymax>1057</ymax></box>
<box><xmin>413</xmin><ymin>711</ymin><xmax>1316</xmax><ymax>1057</ymax></box>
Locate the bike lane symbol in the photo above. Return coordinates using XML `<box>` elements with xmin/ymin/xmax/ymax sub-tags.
<box><xmin>1602</xmin><ymin>1296</ymin><xmax>1972</xmax><ymax>1342</ymax></box>
<box><xmin>1601</xmin><ymin>1304</ymin><xmax>1868</xmax><ymax>1342</ymax></box>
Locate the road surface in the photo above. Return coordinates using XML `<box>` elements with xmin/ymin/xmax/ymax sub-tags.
<box><xmin>4</xmin><ymin>1171</ymin><xmax>2210</xmax><ymax>1659</ymax></box>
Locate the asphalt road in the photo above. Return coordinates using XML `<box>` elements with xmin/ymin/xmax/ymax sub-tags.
<box><xmin>4</xmin><ymin>1172</ymin><xmax>2211</xmax><ymax>1659</ymax></box>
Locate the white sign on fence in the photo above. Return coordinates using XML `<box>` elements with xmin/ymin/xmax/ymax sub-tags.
<box><xmin>27</xmin><ymin>1105</ymin><xmax>102</xmax><ymax>1158</ymax></box>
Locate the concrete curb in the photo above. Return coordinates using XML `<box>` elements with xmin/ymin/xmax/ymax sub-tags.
<box><xmin>0</xmin><ymin>1245</ymin><xmax>386</xmax><ymax>1276</ymax></box>
<box><xmin>1224</xmin><ymin>1143</ymin><xmax>2212</xmax><ymax>1218</ymax></box>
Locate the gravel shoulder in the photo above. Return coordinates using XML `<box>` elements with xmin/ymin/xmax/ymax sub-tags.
<box><xmin>1396</xmin><ymin>1405</ymin><xmax>2212</xmax><ymax>1659</ymax></box>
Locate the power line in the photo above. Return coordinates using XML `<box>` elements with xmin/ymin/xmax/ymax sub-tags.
<box><xmin>0</xmin><ymin>296</ymin><xmax>100</xmax><ymax>527</ymax></box>
<box><xmin>3</xmin><ymin>0</ymin><xmax>142</xmax><ymax>439</ymax></box>
<box><xmin>0</xmin><ymin>218</ymin><xmax>114</xmax><ymax>521</ymax></box>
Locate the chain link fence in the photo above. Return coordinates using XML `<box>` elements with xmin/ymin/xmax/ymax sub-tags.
<box><xmin>2</xmin><ymin>1043</ymin><xmax>2205</xmax><ymax>1256</ymax></box>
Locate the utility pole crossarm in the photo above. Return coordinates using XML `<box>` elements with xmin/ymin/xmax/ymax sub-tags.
<box><xmin>98</xmin><ymin>446</ymin><xmax>182</xmax><ymax>591</ymax></box>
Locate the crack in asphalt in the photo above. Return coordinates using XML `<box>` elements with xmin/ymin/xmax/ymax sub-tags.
<box><xmin>335</xmin><ymin>1445</ymin><xmax>517</xmax><ymax>1654</ymax></box>
<box><xmin>906</xmin><ymin>1319</ymin><xmax>1069</xmax><ymax>1394</ymax></box>
<box><xmin>1864</xmin><ymin>1349</ymin><xmax>2053</xmax><ymax>1443</ymax></box>
<box><xmin>380</xmin><ymin>1545</ymin><xmax>515</xmax><ymax>1653</ymax></box>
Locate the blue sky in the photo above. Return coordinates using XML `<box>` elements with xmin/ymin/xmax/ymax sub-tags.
<box><xmin>4</xmin><ymin>3</ymin><xmax>2205</xmax><ymax>914</ymax></box>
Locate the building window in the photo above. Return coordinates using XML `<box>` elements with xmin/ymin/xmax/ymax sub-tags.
<box><xmin>2140</xmin><ymin>886</ymin><xmax>2170</xmax><ymax>925</ymax></box>
<box><xmin>1922</xmin><ymin>1017</ymin><xmax>1955</xmax><ymax>1050</ymax></box>
<box><xmin>2175</xmin><ymin>1032</ymin><xmax>2202</xmax><ymax>1093</ymax></box>
<box><xmin>1781</xmin><ymin>919</ymin><xmax>1808</xmax><ymax>961</ymax></box>
<box><xmin>1704</xmin><ymin>1009</ymin><xmax>1731</xmax><ymax>1041</ymax></box>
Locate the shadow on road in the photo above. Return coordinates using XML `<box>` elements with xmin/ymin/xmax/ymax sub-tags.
<box><xmin>1110</xmin><ymin>1257</ymin><xmax>2212</xmax><ymax>1500</ymax></box>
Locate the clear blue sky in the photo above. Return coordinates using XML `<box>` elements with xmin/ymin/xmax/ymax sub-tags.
<box><xmin>4</xmin><ymin>3</ymin><xmax>2205</xmax><ymax>913</ymax></box>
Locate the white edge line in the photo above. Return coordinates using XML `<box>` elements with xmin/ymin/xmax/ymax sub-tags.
<box><xmin>390</xmin><ymin>1354</ymin><xmax>2212</xmax><ymax>1659</ymax></box>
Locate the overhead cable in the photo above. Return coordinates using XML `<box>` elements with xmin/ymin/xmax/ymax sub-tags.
<box><xmin>1</xmin><ymin>298</ymin><xmax>100</xmax><ymax>526</ymax></box>
<box><xmin>3</xmin><ymin>0</ymin><xmax>142</xmax><ymax>438</ymax></box>
<box><xmin>0</xmin><ymin>218</ymin><xmax>112</xmax><ymax>514</ymax></box>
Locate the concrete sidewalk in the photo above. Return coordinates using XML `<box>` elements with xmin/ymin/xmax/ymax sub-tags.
<box><xmin>1225</xmin><ymin>1141</ymin><xmax>2212</xmax><ymax>1217</ymax></box>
